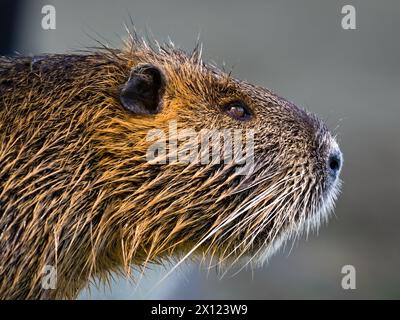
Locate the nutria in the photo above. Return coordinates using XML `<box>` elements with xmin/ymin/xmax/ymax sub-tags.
<box><xmin>0</xmin><ymin>32</ymin><xmax>342</xmax><ymax>299</ymax></box>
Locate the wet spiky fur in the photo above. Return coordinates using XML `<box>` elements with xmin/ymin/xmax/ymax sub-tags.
<box><xmin>0</xmin><ymin>33</ymin><xmax>341</xmax><ymax>299</ymax></box>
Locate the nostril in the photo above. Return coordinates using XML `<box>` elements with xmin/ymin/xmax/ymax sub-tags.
<box><xmin>329</xmin><ymin>157</ymin><xmax>340</xmax><ymax>171</ymax></box>
<box><xmin>328</xmin><ymin>153</ymin><xmax>341</xmax><ymax>173</ymax></box>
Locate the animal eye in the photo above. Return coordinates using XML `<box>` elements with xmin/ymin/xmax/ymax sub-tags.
<box><xmin>223</xmin><ymin>101</ymin><xmax>252</xmax><ymax>121</ymax></box>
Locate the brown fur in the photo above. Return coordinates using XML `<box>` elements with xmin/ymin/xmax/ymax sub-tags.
<box><xmin>0</xmin><ymin>34</ymin><xmax>342</xmax><ymax>299</ymax></box>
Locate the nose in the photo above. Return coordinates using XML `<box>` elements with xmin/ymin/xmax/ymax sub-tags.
<box><xmin>327</xmin><ymin>150</ymin><xmax>342</xmax><ymax>179</ymax></box>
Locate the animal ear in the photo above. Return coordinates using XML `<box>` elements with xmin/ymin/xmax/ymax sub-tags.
<box><xmin>119</xmin><ymin>64</ymin><xmax>166</xmax><ymax>114</ymax></box>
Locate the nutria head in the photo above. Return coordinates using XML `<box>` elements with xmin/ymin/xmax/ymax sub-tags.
<box><xmin>0</xmin><ymin>33</ymin><xmax>342</xmax><ymax>299</ymax></box>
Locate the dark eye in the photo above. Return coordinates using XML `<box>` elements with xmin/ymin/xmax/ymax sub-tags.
<box><xmin>223</xmin><ymin>101</ymin><xmax>252</xmax><ymax>121</ymax></box>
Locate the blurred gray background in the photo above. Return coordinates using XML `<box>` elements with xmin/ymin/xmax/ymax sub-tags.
<box><xmin>5</xmin><ymin>0</ymin><xmax>400</xmax><ymax>299</ymax></box>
